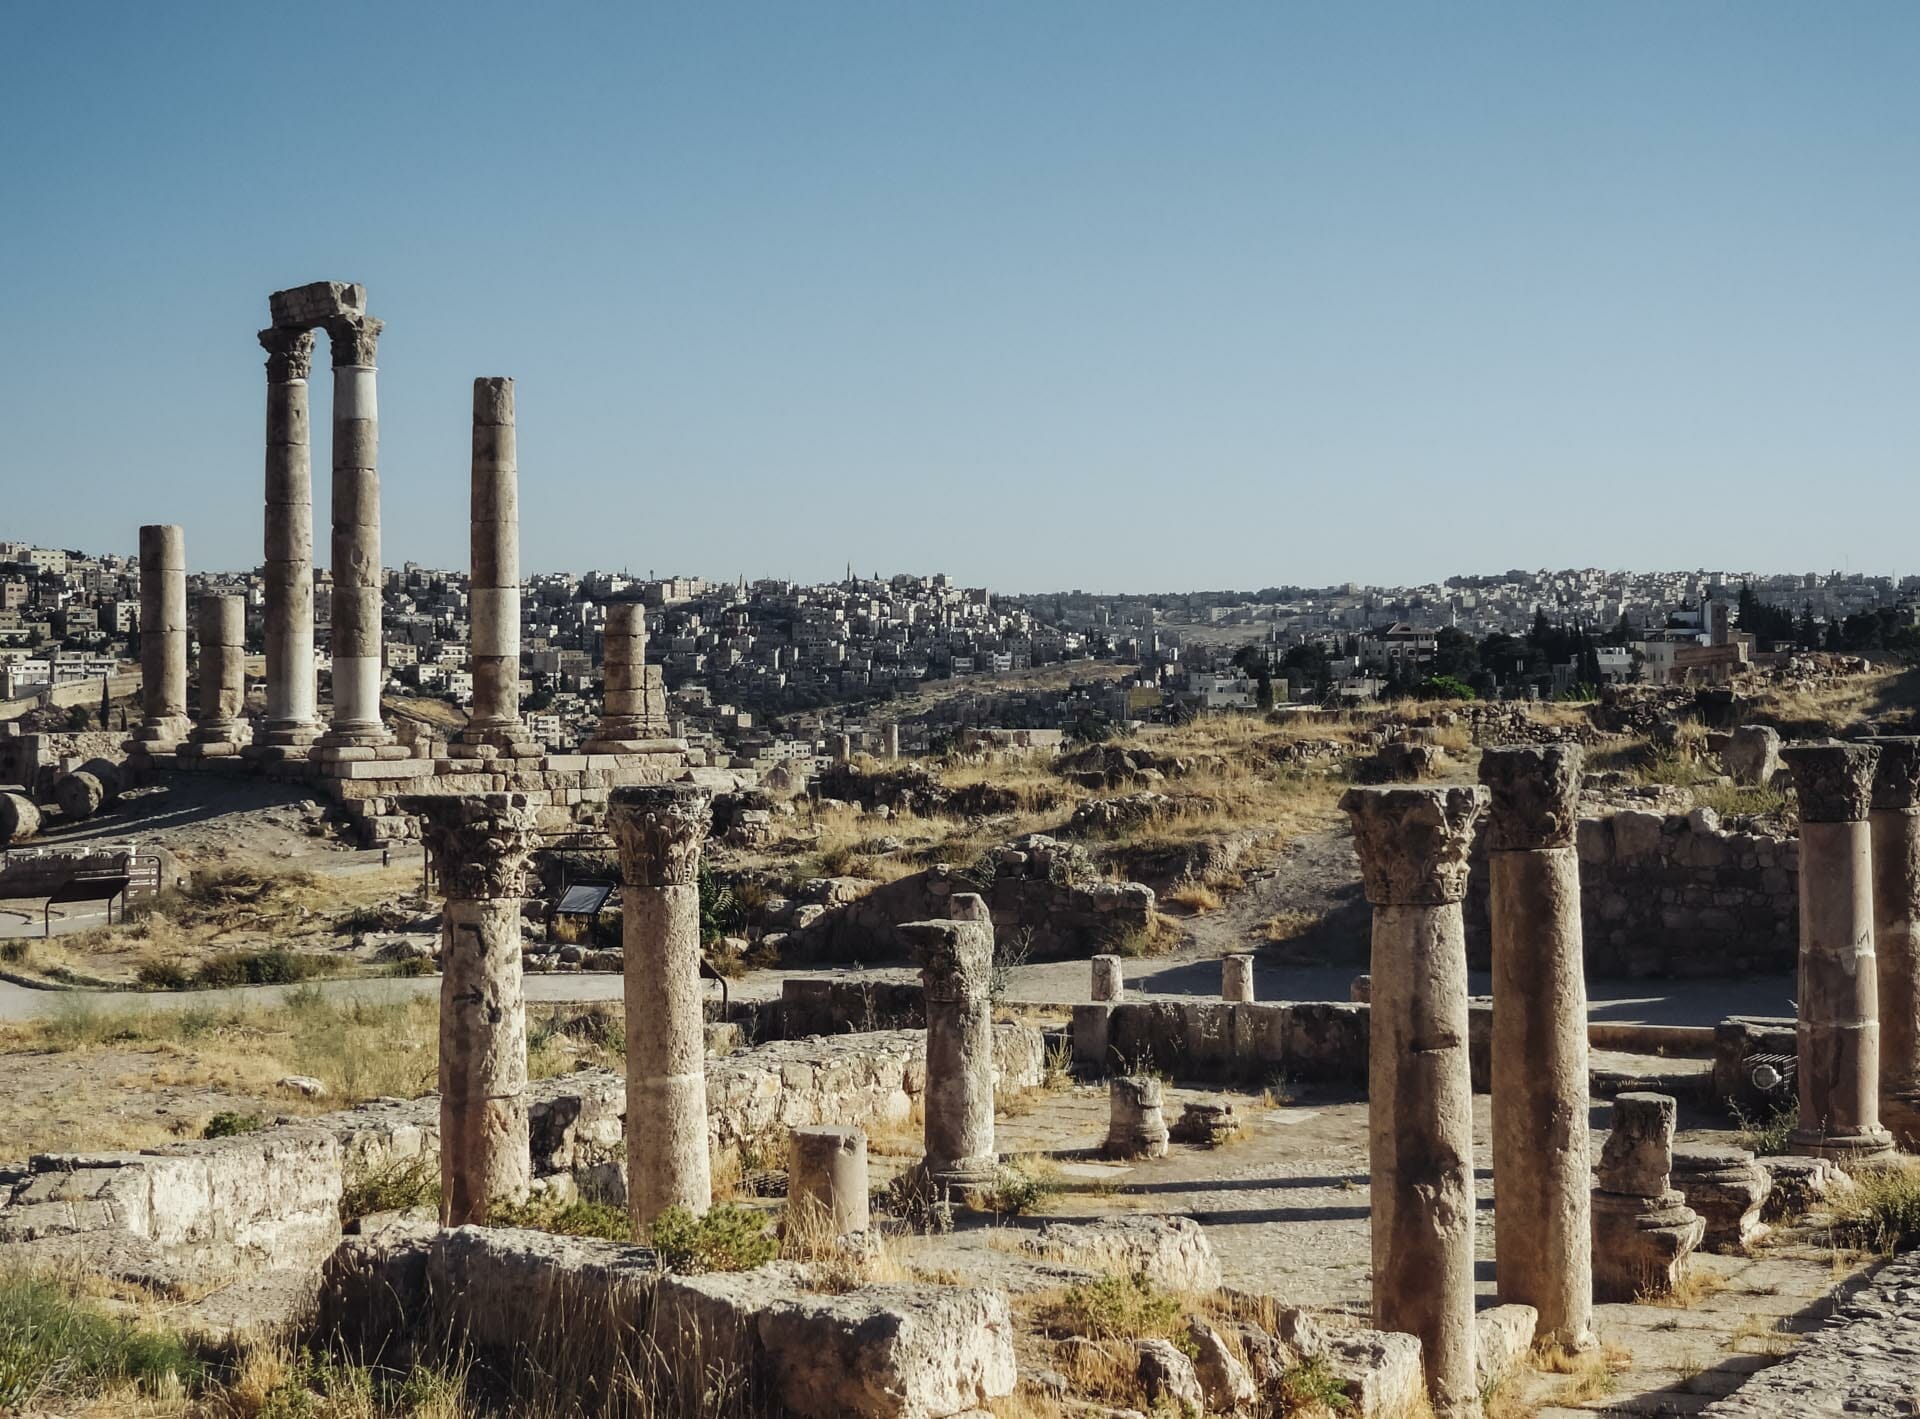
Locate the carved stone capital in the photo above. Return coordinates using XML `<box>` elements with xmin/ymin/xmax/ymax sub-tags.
<box><xmin>1340</xmin><ymin>784</ymin><xmax>1488</xmax><ymax>905</ymax></box>
<box><xmin>1869</xmin><ymin>737</ymin><xmax>1920</xmax><ymax>812</ymax></box>
<box><xmin>902</xmin><ymin>917</ymin><xmax>994</xmax><ymax>1003</ymax></box>
<box><xmin>608</xmin><ymin>784</ymin><xmax>712</xmax><ymax>887</ymax></box>
<box><xmin>1479</xmin><ymin>743</ymin><xmax>1584</xmax><ymax>851</ymax></box>
<box><xmin>259</xmin><ymin>326</ymin><xmax>316</xmax><ymax>382</ymax></box>
<box><xmin>326</xmin><ymin>312</ymin><xmax>383</xmax><ymax>368</ymax></box>
<box><xmin>400</xmin><ymin>792</ymin><xmax>542</xmax><ymax>900</ymax></box>
<box><xmin>1782</xmin><ymin>741</ymin><xmax>1878</xmax><ymax>823</ymax></box>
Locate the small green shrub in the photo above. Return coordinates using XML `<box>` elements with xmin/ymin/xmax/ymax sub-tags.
<box><xmin>967</xmin><ymin>1161</ymin><xmax>1054</xmax><ymax>1217</ymax></box>
<box><xmin>202</xmin><ymin>1111</ymin><xmax>262</xmax><ymax>1139</ymax></box>
<box><xmin>491</xmin><ymin>1195</ymin><xmax>631</xmax><ymax>1241</ymax></box>
<box><xmin>649</xmin><ymin>1204</ymin><xmax>777</xmax><ymax>1273</ymax></box>
<box><xmin>250</xmin><ymin>1351</ymin><xmax>467</xmax><ymax>1419</ymax></box>
<box><xmin>1732</xmin><ymin>1100</ymin><xmax>1797</xmax><ymax>1156</ymax></box>
<box><xmin>0</xmin><ymin>1271</ymin><xmax>202</xmax><ymax>1410</ymax></box>
<box><xmin>193</xmin><ymin>948</ymin><xmax>333</xmax><ymax>989</ymax></box>
<box><xmin>1281</xmin><ymin>1353</ymin><xmax>1353</xmax><ymax>1412</ymax></box>
<box><xmin>341</xmin><ymin>1154</ymin><xmax>440</xmax><ymax>1223</ymax></box>
<box><xmin>135</xmin><ymin>959</ymin><xmax>192</xmax><ymax>990</ymax></box>
<box><xmin>1832</xmin><ymin>1165</ymin><xmax>1920</xmax><ymax>1254</ymax></box>
<box><xmin>382</xmin><ymin>956</ymin><xmax>434</xmax><ymax>978</ymax></box>
<box><xmin>1048</xmin><ymin>1271</ymin><xmax>1190</xmax><ymax>1351</ymax></box>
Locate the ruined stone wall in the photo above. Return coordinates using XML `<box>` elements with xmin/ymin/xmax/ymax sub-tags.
<box><xmin>783</xmin><ymin>863</ymin><xmax>1155</xmax><ymax>963</ymax></box>
<box><xmin>1466</xmin><ymin>810</ymin><xmax>1797</xmax><ymax>978</ymax></box>
<box><xmin>0</xmin><ymin>731</ymin><xmax>125</xmax><ymax>795</ymax></box>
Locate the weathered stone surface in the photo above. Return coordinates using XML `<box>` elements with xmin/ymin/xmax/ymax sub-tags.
<box><xmin>1186</xmin><ymin>1317</ymin><xmax>1256</xmax><ymax>1414</ymax></box>
<box><xmin>1341</xmin><ymin>784</ymin><xmax>1488</xmax><ymax>906</ymax></box>
<box><xmin>1474</xmin><ymin>1303</ymin><xmax>1538</xmax><ymax>1392</ymax></box>
<box><xmin>902</xmin><ymin>898</ymin><xmax>997</xmax><ymax>1190</ymax></box>
<box><xmin>1696</xmin><ymin>1251</ymin><xmax>1920</xmax><ymax>1417</ymax></box>
<box><xmin>1599</xmin><ymin>1092</ymin><xmax>1678</xmax><ymax>1196</ymax></box>
<box><xmin>1757</xmin><ymin>1154</ymin><xmax>1855</xmax><ymax>1221</ymax></box>
<box><xmin>1480</xmin><ymin>744</ymin><xmax>1582</xmax><ymax>851</ymax></box>
<box><xmin>1671</xmin><ymin>1144</ymin><xmax>1770</xmax><ymax>1251</ymax></box>
<box><xmin>1591</xmin><ymin>1189</ymin><xmax>1704</xmax><ymax>1302</ymax></box>
<box><xmin>1317</xmin><ymin>1326</ymin><xmax>1425</xmax><ymax>1418</ymax></box>
<box><xmin>1722</xmin><ymin>725</ymin><xmax>1782</xmax><ymax>787</ymax></box>
<box><xmin>1781</xmin><ymin>740</ymin><xmax>1878</xmax><ymax>823</ymax></box>
<box><xmin>1135</xmin><ymin>1338</ymin><xmax>1205</xmax><ymax>1412</ymax></box>
<box><xmin>0</xmin><ymin>791</ymin><xmax>40</xmax><ymax>844</ymax></box>
<box><xmin>1105</xmin><ymin>1075</ymin><xmax>1169</xmax><ymax>1159</ymax></box>
<box><xmin>1169</xmin><ymin>1099</ymin><xmax>1239</xmax><ymax>1147</ymax></box>
<box><xmin>1018</xmin><ymin>1215</ymin><xmax>1222</xmax><ymax>1293</ymax></box>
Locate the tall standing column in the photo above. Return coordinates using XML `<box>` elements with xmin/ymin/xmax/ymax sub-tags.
<box><xmin>584</xmin><ymin>601</ymin><xmax>658</xmax><ymax>750</ymax></box>
<box><xmin>188</xmin><ymin>595</ymin><xmax>247</xmax><ymax>749</ymax></box>
<box><xmin>258</xmin><ymin>326</ymin><xmax>319</xmax><ymax>748</ymax></box>
<box><xmin>132</xmin><ymin>524</ymin><xmax>190</xmax><ymax>747</ymax></box>
<box><xmin>316</xmin><ymin>313</ymin><xmax>389</xmax><ymax>750</ymax></box>
<box><xmin>900</xmin><ymin>893</ymin><xmax>998</xmax><ymax>1195</ymax></box>
<box><xmin>1782</xmin><ymin>742</ymin><xmax>1894</xmax><ymax>1163</ymax></box>
<box><xmin>1342</xmin><ymin>784</ymin><xmax>1485</xmax><ymax>1419</ymax></box>
<box><xmin>459</xmin><ymin>378</ymin><xmax>533</xmax><ymax>753</ymax></box>
<box><xmin>1868</xmin><ymin>737</ymin><xmax>1920</xmax><ymax>1147</ymax></box>
<box><xmin>1481</xmin><ymin>745</ymin><xmax>1594</xmax><ymax>1350</ymax></box>
<box><xmin>609</xmin><ymin>783</ymin><xmax>715</xmax><ymax>1232</ymax></box>
<box><xmin>402</xmin><ymin>792</ymin><xmax>542</xmax><ymax>1226</ymax></box>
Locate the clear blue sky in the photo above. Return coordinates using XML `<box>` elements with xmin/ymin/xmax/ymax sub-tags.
<box><xmin>3</xmin><ymin>4</ymin><xmax>1916</xmax><ymax>592</ymax></box>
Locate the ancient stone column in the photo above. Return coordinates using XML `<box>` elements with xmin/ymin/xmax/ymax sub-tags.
<box><xmin>459</xmin><ymin>377</ymin><xmax>534</xmax><ymax>754</ymax></box>
<box><xmin>788</xmin><ymin>1125</ymin><xmax>870</xmax><ymax>1237</ymax></box>
<box><xmin>1868</xmin><ymin>736</ymin><xmax>1920</xmax><ymax>1147</ymax></box>
<box><xmin>609</xmin><ymin>783</ymin><xmax>715</xmax><ymax>1231</ymax></box>
<box><xmin>258</xmin><ymin>326</ymin><xmax>319</xmax><ymax>748</ymax></box>
<box><xmin>1106</xmin><ymin>1076</ymin><xmax>1169</xmax><ymax>1158</ymax></box>
<box><xmin>1782</xmin><ymin>742</ymin><xmax>1894</xmax><ymax>1162</ymax></box>
<box><xmin>885</xmin><ymin>723</ymin><xmax>902</xmax><ymax>759</ymax></box>
<box><xmin>1221</xmin><ymin>954</ymin><xmax>1255</xmax><ymax>1003</ymax></box>
<box><xmin>584</xmin><ymin>601</ymin><xmax>656</xmax><ymax>750</ymax></box>
<box><xmin>1341</xmin><ymin>784</ymin><xmax>1485</xmax><ymax>1419</ymax></box>
<box><xmin>401</xmin><ymin>792</ymin><xmax>542</xmax><ymax>1226</ymax></box>
<box><xmin>1090</xmin><ymin>954</ymin><xmax>1124</xmax><ymax>1002</ymax></box>
<box><xmin>316</xmin><ymin>312</ymin><xmax>389</xmax><ymax>750</ymax></box>
<box><xmin>1480</xmin><ymin>745</ymin><xmax>1594</xmax><ymax>1350</ymax></box>
<box><xmin>900</xmin><ymin>893</ymin><xmax>997</xmax><ymax>1194</ymax></box>
<box><xmin>189</xmin><ymin>595</ymin><xmax>247</xmax><ymax>749</ymax></box>
<box><xmin>132</xmin><ymin>524</ymin><xmax>190</xmax><ymax>747</ymax></box>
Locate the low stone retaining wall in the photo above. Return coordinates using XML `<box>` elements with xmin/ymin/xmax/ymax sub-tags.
<box><xmin>1466</xmin><ymin>809</ymin><xmax>1798</xmax><ymax>979</ymax></box>
<box><xmin>778</xmin><ymin>977</ymin><xmax>926</xmax><ymax>1035</ymax></box>
<box><xmin>320</xmin><ymin>1224</ymin><xmax>1017</xmax><ymax>1419</ymax></box>
<box><xmin>1697</xmin><ymin>1252</ymin><xmax>1920</xmax><ymax>1416</ymax></box>
<box><xmin>1073</xmin><ymin>999</ymin><xmax>1376</xmax><ymax>1087</ymax></box>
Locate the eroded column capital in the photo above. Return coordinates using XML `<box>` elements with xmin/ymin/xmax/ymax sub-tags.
<box><xmin>1869</xmin><ymin>737</ymin><xmax>1920</xmax><ymax>813</ymax></box>
<box><xmin>1341</xmin><ymin>784</ymin><xmax>1487</xmax><ymax>905</ymax></box>
<box><xmin>258</xmin><ymin>326</ymin><xmax>316</xmax><ymax>382</ymax></box>
<box><xmin>401</xmin><ymin>792</ymin><xmax>542</xmax><ymax>899</ymax></box>
<box><xmin>326</xmin><ymin>312</ymin><xmax>383</xmax><ymax>368</ymax></box>
<box><xmin>1782</xmin><ymin>741</ymin><xmax>1879</xmax><ymax>823</ymax></box>
<box><xmin>902</xmin><ymin>899</ymin><xmax>994</xmax><ymax>1002</ymax></box>
<box><xmin>1479</xmin><ymin>744</ymin><xmax>1584</xmax><ymax>851</ymax></box>
<box><xmin>608</xmin><ymin>783</ymin><xmax>712</xmax><ymax>886</ymax></box>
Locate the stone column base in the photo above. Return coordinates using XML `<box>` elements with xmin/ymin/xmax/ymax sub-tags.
<box><xmin>254</xmin><ymin>720</ymin><xmax>322</xmax><ymax>749</ymax></box>
<box><xmin>1592</xmin><ymin>1188</ymin><xmax>1705</xmax><ymax>1302</ymax></box>
<box><xmin>176</xmin><ymin>740</ymin><xmax>246</xmax><ymax>760</ymax></box>
<box><xmin>315</xmin><ymin>724</ymin><xmax>394</xmax><ymax>752</ymax></box>
<box><xmin>127</xmin><ymin>717</ymin><xmax>192</xmax><ymax>748</ymax></box>
<box><xmin>1788</xmin><ymin>1124</ymin><xmax>1895</xmax><ymax>1166</ymax></box>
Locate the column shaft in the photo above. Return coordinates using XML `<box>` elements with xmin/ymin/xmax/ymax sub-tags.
<box><xmin>461</xmin><ymin>377</ymin><xmax>529</xmax><ymax>748</ymax></box>
<box><xmin>1867</xmin><ymin>737</ymin><xmax>1920</xmax><ymax>1147</ymax></box>
<box><xmin>260</xmin><ymin>329</ymin><xmax>318</xmax><ymax>746</ymax></box>
<box><xmin>191</xmin><ymin>595</ymin><xmax>246</xmax><ymax>744</ymax></box>
<box><xmin>134</xmin><ymin>524</ymin><xmax>189</xmax><ymax>745</ymax></box>
<box><xmin>320</xmin><ymin>319</ymin><xmax>388</xmax><ymax>748</ymax></box>
<box><xmin>586</xmin><ymin>601</ymin><xmax>657</xmax><ymax>748</ymax></box>
<box><xmin>903</xmin><ymin>896</ymin><xmax>997</xmax><ymax>1191</ymax></box>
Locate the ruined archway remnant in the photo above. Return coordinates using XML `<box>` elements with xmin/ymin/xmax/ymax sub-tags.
<box><xmin>1867</xmin><ymin>736</ymin><xmax>1920</xmax><ymax>1148</ymax></box>
<box><xmin>456</xmin><ymin>378</ymin><xmax>538</xmax><ymax>757</ymax></box>
<box><xmin>401</xmin><ymin>791</ymin><xmax>543</xmax><ymax>1226</ymax></box>
<box><xmin>1781</xmin><ymin>741</ymin><xmax>1895</xmax><ymax>1164</ymax></box>
<box><xmin>900</xmin><ymin>893</ymin><xmax>998</xmax><ymax>1197</ymax></box>
<box><xmin>1480</xmin><ymin>745</ymin><xmax>1594</xmax><ymax>1351</ymax></box>
<box><xmin>1341</xmin><ymin>782</ymin><xmax>1485</xmax><ymax>1419</ymax></box>
<box><xmin>609</xmin><ymin>783</ymin><xmax>715</xmax><ymax>1233</ymax></box>
<box><xmin>255</xmin><ymin>282</ymin><xmax>388</xmax><ymax>756</ymax></box>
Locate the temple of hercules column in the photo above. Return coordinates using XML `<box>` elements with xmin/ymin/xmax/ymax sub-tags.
<box><xmin>1341</xmin><ymin>783</ymin><xmax>1484</xmax><ymax>1419</ymax></box>
<box><xmin>453</xmin><ymin>378</ymin><xmax>540</xmax><ymax>760</ymax></box>
<box><xmin>1781</xmin><ymin>741</ymin><xmax>1895</xmax><ymax>1164</ymax></box>
<box><xmin>176</xmin><ymin>594</ymin><xmax>248</xmax><ymax>758</ymax></box>
<box><xmin>1480</xmin><ymin>744</ymin><xmax>1594</xmax><ymax>1351</ymax></box>
<box><xmin>127</xmin><ymin>524</ymin><xmax>190</xmax><ymax>753</ymax></box>
<box><xmin>1866</xmin><ymin>735</ymin><xmax>1920</xmax><ymax>1147</ymax></box>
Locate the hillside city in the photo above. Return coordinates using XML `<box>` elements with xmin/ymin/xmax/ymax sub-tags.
<box><xmin>4</xmin><ymin>537</ymin><xmax>1915</xmax><ymax>757</ymax></box>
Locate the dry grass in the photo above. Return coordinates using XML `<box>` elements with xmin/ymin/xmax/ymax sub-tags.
<box><xmin>1640</xmin><ymin>1265</ymin><xmax>1729</xmax><ymax>1309</ymax></box>
<box><xmin>1160</xmin><ymin>881</ymin><xmax>1223</xmax><ymax>914</ymax></box>
<box><xmin>1727</xmin><ymin>1312</ymin><xmax>1796</xmax><ymax>1357</ymax></box>
<box><xmin>1535</xmin><ymin>1338</ymin><xmax>1633</xmax><ymax>1404</ymax></box>
<box><xmin>861</xmin><ymin>1101</ymin><xmax>927</xmax><ymax>1159</ymax></box>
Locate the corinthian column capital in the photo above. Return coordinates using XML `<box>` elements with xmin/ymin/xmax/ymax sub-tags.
<box><xmin>259</xmin><ymin>326</ymin><xmax>316</xmax><ymax>382</ymax></box>
<box><xmin>608</xmin><ymin>784</ymin><xmax>712</xmax><ymax>887</ymax></box>
<box><xmin>326</xmin><ymin>313</ymin><xmax>383</xmax><ymax>368</ymax></box>
<box><xmin>402</xmin><ymin>793</ymin><xmax>542</xmax><ymax>900</ymax></box>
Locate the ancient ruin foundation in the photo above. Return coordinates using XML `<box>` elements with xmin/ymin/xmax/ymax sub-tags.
<box><xmin>187</xmin><ymin>595</ymin><xmax>247</xmax><ymax>750</ymax></box>
<box><xmin>1781</xmin><ymin>742</ymin><xmax>1894</xmax><ymax>1161</ymax></box>
<box><xmin>901</xmin><ymin>893</ymin><xmax>997</xmax><ymax>1194</ymax></box>
<box><xmin>1868</xmin><ymin>736</ymin><xmax>1920</xmax><ymax>1146</ymax></box>
<box><xmin>402</xmin><ymin>792</ymin><xmax>543</xmax><ymax>1224</ymax></box>
<box><xmin>458</xmin><ymin>377</ymin><xmax>535</xmax><ymax>755</ymax></box>
<box><xmin>133</xmin><ymin>524</ymin><xmax>190</xmax><ymax>747</ymax></box>
<box><xmin>1341</xmin><ymin>783</ymin><xmax>1484</xmax><ymax>1419</ymax></box>
<box><xmin>1480</xmin><ymin>745</ymin><xmax>1594</xmax><ymax>1349</ymax></box>
<box><xmin>609</xmin><ymin>783</ymin><xmax>715</xmax><ymax>1230</ymax></box>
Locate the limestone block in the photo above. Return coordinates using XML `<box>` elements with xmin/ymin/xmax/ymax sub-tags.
<box><xmin>1723</xmin><ymin>725</ymin><xmax>1782</xmax><ymax>787</ymax></box>
<box><xmin>1671</xmin><ymin>1145</ymin><xmax>1771</xmax><ymax>1251</ymax></box>
<box><xmin>756</xmin><ymin>1283</ymin><xmax>1017</xmax><ymax>1419</ymax></box>
<box><xmin>1017</xmin><ymin>1215</ymin><xmax>1221</xmax><ymax>1293</ymax></box>
<box><xmin>1757</xmin><ymin>1154</ymin><xmax>1855</xmax><ymax>1222</ymax></box>
<box><xmin>54</xmin><ymin>770</ymin><xmax>106</xmax><ymax>820</ymax></box>
<box><xmin>1474</xmin><ymin>1304</ymin><xmax>1538</xmax><ymax>1392</ymax></box>
<box><xmin>1136</xmin><ymin>1338</ymin><xmax>1205</xmax><ymax>1413</ymax></box>
<box><xmin>1591</xmin><ymin>1188</ymin><xmax>1704</xmax><ymax>1301</ymax></box>
<box><xmin>1317</xmin><ymin>1326</ymin><xmax>1425</xmax><ymax>1418</ymax></box>
<box><xmin>1105</xmin><ymin>1075</ymin><xmax>1168</xmax><ymax>1159</ymax></box>
<box><xmin>0</xmin><ymin>792</ymin><xmax>40</xmax><ymax>845</ymax></box>
<box><xmin>1187</xmin><ymin>1317</ymin><xmax>1256</xmax><ymax>1414</ymax></box>
<box><xmin>1599</xmin><ymin>1092</ymin><xmax>1678</xmax><ymax>1196</ymax></box>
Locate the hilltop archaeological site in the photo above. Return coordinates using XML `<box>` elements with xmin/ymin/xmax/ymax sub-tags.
<box><xmin>5</xmin><ymin>285</ymin><xmax>1920</xmax><ymax>1419</ymax></box>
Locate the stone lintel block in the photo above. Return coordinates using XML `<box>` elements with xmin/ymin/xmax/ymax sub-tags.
<box><xmin>318</xmin><ymin>757</ymin><xmax>439</xmax><ymax>781</ymax></box>
<box><xmin>269</xmin><ymin>281</ymin><xmax>366</xmax><ymax>327</ymax></box>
